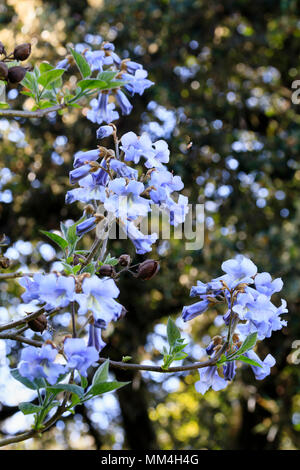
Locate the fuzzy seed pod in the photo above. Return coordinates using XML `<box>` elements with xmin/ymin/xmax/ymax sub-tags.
<box><xmin>0</xmin><ymin>256</ymin><xmax>10</xmax><ymax>269</ymax></box>
<box><xmin>98</xmin><ymin>264</ymin><xmax>116</xmax><ymax>277</ymax></box>
<box><xmin>28</xmin><ymin>314</ymin><xmax>47</xmax><ymax>333</ymax></box>
<box><xmin>8</xmin><ymin>66</ymin><xmax>27</xmax><ymax>84</ymax></box>
<box><xmin>136</xmin><ymin>259</ymin><xmax>160</xmax><ymax>281</ymax></box>
<box><xmin>118</xmin><ymin>254</ymin><xmax>131</xmax><ymax>267</ymax></box>
<box><xmin>0</xmin><ymin>62</ymin><xmax>8</xmax><ymax>80</ymax></box>
<box><xmin>13</xmin><ymin>43</ymin><xmax>31</xmax><ymax>61</ymax></box>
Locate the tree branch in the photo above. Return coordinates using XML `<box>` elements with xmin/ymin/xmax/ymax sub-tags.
<box><xmin>0</xmin><ymin>306</ymin><xmax>60</xmax><ymax>333</ymax></box>
<box><xmin>0</xmin><ymin>104</ymin><xmax>65</xmax><ymax>119</ymax></box>
<box><xmin>0</xmin><ymin>272</ymin><xmax>36</xmax><ymax>281</ymax></box>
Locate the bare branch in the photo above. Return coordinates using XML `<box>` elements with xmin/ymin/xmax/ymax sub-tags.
<box><xmin>0</xmin><ymin>104</ymin><xmax>65</xmax><ymax>119</ymax></box>
<box><xmin>0</xmin><ymin>306</ymin><xmax>60</xmax><ymax>333</ymax></box>
<box><xmin>0</xmin><ymin>272</ymin><xmax>36</xmax><ymax>281</ymax></box>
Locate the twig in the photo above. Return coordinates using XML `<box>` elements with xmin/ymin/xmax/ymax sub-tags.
<box><xmin>0</xmin><ymin>332</ymin><xmax>43</xmax><ymax>347</ymax></box>
<box><xmin>0</xmin><ymin>272</ymin><xmax>36</xmax><ymax>281</ymax></box>
<box><xmin>0</xmin><ymin>104</ymin><xmax>65</xmax><ymax>119</ymax></box>
<box><xmin>0</xmin><ymin>307</ymin><xmax>60</xmax><ymax>333</ymax></box>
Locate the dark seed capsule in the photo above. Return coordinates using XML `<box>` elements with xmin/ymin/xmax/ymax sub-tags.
<box><xmin>13</xmin><ymin>43</ymin><xmax>31</xmax><ymax>61</ymax></box>
<box><xmin>98</xmin><ymin>264</ymin><xmax>116</xmax><ymax>277</ymax></box>
<box><xmin>0</xmin><ymin>256</ymin><xmax>10</xmax><ymax>269</ymax></box>
<box><xmin>136</xmin><ymin>259</ymin><xmax>160</xmax><ymax>281</ymax></box>
<box><xmin>7</xmin><ymin>66</ymin><xmax>27</xmax><ymax>84</ymax></box>
<box><xmin>118</xmin><ymin>254</ymin><xmax>131</xmax><ymax>267</ymax></box>
<box><xmin>28</xmin><ymin>314</ymin><xmax>47</xmax><ymax>333</ymax></box>
<box><xmin>0</xmin><ymin>62</ymin><xmax>8</xmax><ymax>80</ymax></box>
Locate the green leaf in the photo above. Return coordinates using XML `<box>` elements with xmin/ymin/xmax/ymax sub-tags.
<box><xmin>47</xmin><ymin>383</ymin><xmax>85</xmax><ymax>398</ymax></box>
<box><xmin>174</xmin><ymin>352</ymin><xmax>188</xmax><ymax>361</ymax></box>
<box><xmin>66</xmin><ymin>217</ymin><xmax>85</xmax><ymax>246</ymax></box>
<box><xmin>122</xmin><ymin>356</ymin><xmax>132</xmax><ymax>363</ymax></box>
<box><xmin>228</xmin><ymin>332</ymin><xmax>258</xmax><ymax>359</ymax></box>
<box><xmin>77</xmin><ymin>78</ymin><xmax>107</xmax><ymax>91</ymax></box>
<box><xmin>0</xmin><ymin>102</ymin><xmax>9</xmax><ymax>109</ymax></box>
<box><xmin>11</xmin><ymin>369</ymin><xmax>45</xmax><ymax>390</ymax></box>
<box><xmin>21</xmin><ymin>71</ymin><xmax>38</xmax><ymax>94</ymax></box>
<box><xmin>99</xmin><ymin>80</ymin><xmax>127</xmax><ymax>90</ymax></box>
<box><xmin>237</xmin><ymin>355</ymin><xmax>263</xmax><ymax>367</ymax></box>
<box><xmin>97</xmin><ymin>71</ymin><xmax>117</xmax><ymax>81</ymax></box>
<box><xmin>69</xmin><ymin>47</ymin><xmax>91</xmax><ymax>79</ymax></box>
<box><xmin>40</xmin><ymin>230</ymin><xmax>68</xmax><ymax>251</ymax></box>
<box><xmin>167</xmin><ymin>317</ymin><xmax>180</xmax><ymax>346</ymax></box>
<box><xmin>87</xmin><ymin>381</ymin><xmax>129</xmax><ymax>397</ymax></box>
<box><xmin>103</xmin><ymin>254</ymin><xmax>119</xmax><ymax>266</ymax></box>
<box><xmin>80</xmin><ymin>375</ymin><xmax>88</xmax><ymax>389</ymax></box>
<box><xmin>81</xmin><ymin>263</ymin><xmax>96</xmax><ymax>275</ymax></box>
<box><xmin>39</xmin><ymin>62</ymin><xmax>54</xmax><ymax>74</ymax></box>
<box><xmin>19</xmin><ymin>402</ymin><xmax>42</xmax><ymax>415</ymax></box>
<box><xmin>37</xmin><ymin>69</ymin><xmax>65</xmax><ymax>89</ymax></box>
<box><xmin>92</xmin><ymin>360</ymin><xmax>109</xmax><ymax>386</ymax></box>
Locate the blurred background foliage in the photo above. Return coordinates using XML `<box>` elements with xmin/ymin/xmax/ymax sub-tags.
<box><xmin>0</xmin><ymin>0</ymin><xmax>299</xmax><ymax>450</ymax></box>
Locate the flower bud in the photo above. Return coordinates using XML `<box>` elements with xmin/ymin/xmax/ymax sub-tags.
<box><xmin>118</xmin><ymin>254</ymin><xmax>131</xmax><ymax>267</ymax></box>
<box><xmin>28</xmin><ymin>313</ymin><xmax>47</xmax><ymax>333</ymax></box>
<box><xmin>98</xmin><ymin>264</ymin><xmax>116</xmax><ymax>277</ymax></box>
<box><xmin>0</xmin><ymin>62</ymin><xmax>8</xmax><ymax>80</ymax></box>
<box><xmin>0</xmin><ymin>42</ymin><xmax>6</xmax><ymax>55</ymax></box>
<box><xmin>136</xmin><ymin>259</ymin><xmax>160</xmax><ymax>281</ymax></box>
<box><xmin>0</xmin><ymin>256</ymin><xmax>10</xmax><ymax>269</ymax></box>
<box><xmin>8</xmin><ymin>66</ymin><xmax>27</xmax><ymax>84</ymax></box>
<box><xmin>13</xmin><ymin>43</ymin><xmax>31</xmax><ymax>61</ymax></box>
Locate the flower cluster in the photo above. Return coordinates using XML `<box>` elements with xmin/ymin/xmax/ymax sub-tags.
<box><xmin>18</xmin><ymin>338</ymin><xmax>99</xmax><ymax>384</ymax></box>
<box><xmin>61</xmin><ymin>41</ymin><xmax>154</xmax><ymax>125</ymax></box>
<box><xmin>19</xmin><ymin>273</ymin><xmax>123</xmax><ymax>351</ymax></box>
<box><xmin>66</xmin><ymin>129</ymin><xmax>189</xmax><ymax>255</ymax></box>
<box><xmin>182</xmin><ymin>255</ymin><xmax>287</xmax><ymax>394</ymax></box>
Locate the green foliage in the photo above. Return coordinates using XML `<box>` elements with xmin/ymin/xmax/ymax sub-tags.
<box><xmin>161</xmin><ymin>318</ymin><xmax>188</xmax><ymax>369</ymax></box>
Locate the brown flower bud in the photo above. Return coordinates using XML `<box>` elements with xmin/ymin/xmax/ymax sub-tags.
<box><xmin>98</xmin><ymin>264</ymin><xmax>116</xmax><ymax>277</ymax></box>
<box><xmin>0</xmin><ymin>256</ymin><xmax>10</xmax><ymax>269</ymax></box>
<box><xmin>28</xmin><ymin>314</ymin><xmax>47</xmax><ymax>333</ymax></box>
<box><xmin>136</xmin><ymin>259</ymin><xmax>160</xmax><ymax>281</ymax></box>
<box><xmin>118</xmin><ymin>254</ymin><xmax>131</xmax><ymax>267</ymax></box>
<box><xmin>13</xmin><ymin>43</ymin><xmax>31</xmax><ymax>61</ymax></box>
<box><xmin>8</xmin><ymin>66</ymin><xmax>27</xmax><ymax>84</ymax></box>
<box><xmin>0</xmin><ymin>62</ymin><xmax>8</xmax><ymax>80</ymax></box>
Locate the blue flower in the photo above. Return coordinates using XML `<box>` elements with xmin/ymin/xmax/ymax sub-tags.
<box><xmin>245</xmin><ymin>350</ymin><xmax>276</xmax><ymax>380</ymax></box>
<box><xmin>120</xmin><ymin>132</ymin><xmax>154</xmax><ymax>165</ymax></box>
<box><xmin>123</xmin><ymin>220</ymin><xmax>158</xmax><ymax>254</ymax></box>
<box><xmin>254</xmin><ymin>272</ymin><xmax>283</xmax><ymax>296</ymax></box>
<box><xmin>182</xmin><ymin>299</ymin><xmax>210</xmax><ymax>322</ymax></box>
<box><xmin>76</xmin><ymin>217</ymin><xmax>97</xmax><ymax>237</ymax></box>
<box><xmin>64</xmin><ymin>338</ymin><xmax>99</xmax><ymax>377</ymax></box>
<box><xmin>19</xmin><ymin>273</ymin><xmax>44</xmax><ymax>303</ymax></box>
<box><xmin>104</xmin><ymin>178</ymin><xmax>150</xmax><ymax>221</ymax></box>
<box><xmin>38</xmin><ymin>274</ymin><xmax>76</xmax><ymax>309</ymax></box>
<box><xmin>223</xmin><ymin>360</ymin><xmax>236</xmax><ymax>381</ymax></box>
<box><xmin>115</xmin><ymin>90</ymin><xmax>133</xmax><ymax>115</ymax></box>
<box><xmin>69</xmin><ymin>164</ymin><xmax>92</xmax><ymax>184</ymax></box>
<box><xmin>109</xmin><ymin>159</ymin><xmax>139</xmax><ymax>180</ymax></box>
<box><xmin>221</xmin><ymin>255</ymin><xmax>257</xmax><ymax>285</ymax></box>
<box><xmin>18</xmin><ymin>344</ymin><xmax>65</xmax><ymax>385</ymax></box>
<box><xmin>87</xmin><ymin>95</ymin><xmax>119</xmax><ymax>125</ymax></box>
<box><xmin>76</xmin><ymin>276</ymin><xmax>123</xmax><ymax>323</ymax></box>
<box><xmin>85</xmin><ymin>50</ymin><xmax>112</xmax><ymax>71</ymax></box>
<box><xmin>73</xmin><ymin>149</ymin><xmax>100</xmax><ymax>169</ymax></box>
<box><xmin>96</xmin><ymin>125</ymin><xmax>114</xmax><ymax>140</ymax></box>
<box><xmin>195</xmin><ymin>366</ymin><xmax>227</xmax><ymax>394</ymax></box>
<box><xmin>123</xmin><ymin>69</ymin><xmax>154</xmax><ymax>96</ymax></box>
<box><xmin>87</xmin><ymin>323</ymin><xmax>106</xmax><ymax>352</ymax></box>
